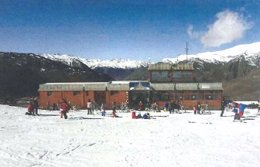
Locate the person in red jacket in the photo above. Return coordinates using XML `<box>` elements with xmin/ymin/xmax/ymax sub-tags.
<box><xmin>60</xmin><ymin>98</ymin><xmax>69</xmax><ymax>119</ymax></box>
<box><xmin>26</xmin><ymin>101</ymin><xmax>35</xmax><ymax>115</ymax></box>
<box><xmin>138</xmin><ymin>101</ymin><xmax>144</xmax><ymax>110</ymax></box>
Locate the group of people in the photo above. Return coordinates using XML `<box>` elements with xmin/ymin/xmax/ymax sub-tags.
<box><xmin>193</xmin><ymin>102</ymin><xmax>202</xmax><ymax>115</ymax></box>
<box><xmin>26</xmin><ymin>97</ymin><xmax>39</xmax><ymax>116</ymax></box>
<box><xmin>164</xmin><ymin>101</ymin><xmax>182</xmax><ymax>114</ymax></box>
<box><xmin>28</xmin><ymin>97</ymin><xmax>71</xmax><ymax>119</ymax></box>
<box><xmin>220</xmin><ymin>99</ymin><xmax>260</xmax><ymax>120</ymax></box>
<box><xmin>27</xmin><ymin>96</ymin><xmax>260</xmax><ymax>120</ymax></box>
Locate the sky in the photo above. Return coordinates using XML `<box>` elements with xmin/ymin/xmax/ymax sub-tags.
<box><xmin>0</xmin><ymin>0</ymin><xmax>259</xmax><ymax>61</ymax></box>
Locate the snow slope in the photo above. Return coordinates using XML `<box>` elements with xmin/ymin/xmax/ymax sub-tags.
<box><xmin>1</xmin><ymin>105</ymin><xmax>260</xmax><ymax>167</ymax></box>
<box><xmin>163</xmin><ymin>42</ymin><xmax>260</xmax><ymax>63</ymax></box>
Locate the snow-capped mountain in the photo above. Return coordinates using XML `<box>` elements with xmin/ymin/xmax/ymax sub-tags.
<box><xmin>42</xmin><ymin>53</ymin><xmax>148</xmax><ymax>69</ymax></box>
<box><xmin>42</xmin><ymin>42</ymin><xmax>260</xmax><ymax>70</ymax></box>
<box><xmin>163</xmin><ymin>42</ymin><xmax>260</xmax><ymax>65</ymax></box>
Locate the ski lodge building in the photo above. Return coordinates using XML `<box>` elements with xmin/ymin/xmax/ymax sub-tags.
<box><xmin>38</xmin><ymin>62</ymin><xmax>223</xmax><ymax>110</ymax></box>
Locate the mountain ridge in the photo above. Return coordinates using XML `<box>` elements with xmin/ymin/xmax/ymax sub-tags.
<box><xmin>40</xmin><ymin>42</ymin><xmax>260</xmax><ymax>70</ymax></box>
<box><xmin>163</xmin><ymin>42</ymin><xmax>260</xmax><ymax>65</ymax></box>
<box><xmin>1</xmin><ymin>41</ymin><xmax>260</xmax><ymax>102</ymax></box>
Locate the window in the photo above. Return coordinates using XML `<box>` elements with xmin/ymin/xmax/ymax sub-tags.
<box><xmin>47</xmin><ymin>91</ymin><xmax>52</xmax><ymax>96</ymax></box>
<box><xmin>191</xmin><ymin>95</ymin><xmax>196</xmax><ymax>100</ymax></box>
<box><xmin>73</xmin><ymin>91</ymin><xmax>80</xmax><ymax>96</ymax></box>
<box><xmin>206</xmin><ymin>95</ymin><xmax>212</xmax><ymax>100</ymax></box>
<box><xmin>161</xmin><ymin>92</ymin><xmax>170</xmax><ymax>101</ymax></box>
<box><xmin>111</xmin><ymin>91</ymin><xmax>119</xmax><ymax>95</ymax></box>
<box><xmin>151</xmin><ymin>91</ymin><xmax>169</xmax><ymax>101</ymax></box>
<box><xmin>151</xmin><ymin>71</ymin><xmax>171</xmax><ymax>82</ymax></box>
<box><xmin>175</xmin><ymin>95</ymin><xmax>183</xmax><ymax>100</ymax></box>
<box><xmin>184</xmin><ymin>95</ymin><xmax>191</xmax><ymax>100</ymax></box>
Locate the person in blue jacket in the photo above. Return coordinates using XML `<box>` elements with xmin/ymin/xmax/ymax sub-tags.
<box><xmin>143</xmin><ymin>113</ymin><xmax>151</xmax><ymax>119</ymax></box>
<box><xmin>239</xmin><ymin>103</ymin><xmax>247</xmax><ymax>118</ymax></box>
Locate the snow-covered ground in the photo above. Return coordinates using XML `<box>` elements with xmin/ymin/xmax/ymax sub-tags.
<box><xmin>0</xmin><ymin>104</ymin><xmax>260</xmax><ymax>167</ymax></box>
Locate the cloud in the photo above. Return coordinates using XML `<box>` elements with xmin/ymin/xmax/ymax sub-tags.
<box><xmin>200</xmin><ymin>10</ymin><xmax>252</xmax><ymax>47</ymax></box>
<box><xmin>187</xmin><ymin>25</ymin><xmax>201</xmax><ymax>39</ymax></box>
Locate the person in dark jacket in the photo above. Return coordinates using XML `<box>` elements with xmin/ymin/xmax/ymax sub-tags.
<box><xmin>33</xmin><ymin>97</ymin><xmax>39</xmax><ymax>116</ymax></box>
<box><xmin>197</xmin><ymin>102</ymin><xmax>201</xmax><ymax>115</ymax></box>
<box><xmin>258</xmin><ymin>100</ymin><xmax>260</xmax><ymax>113</ymax></box>
<box><xmin>143</xmin><ymin>113</ymin><xmax>151</xmax><ymax>119</ymax></box>
<box><xmin>220</xmin><ymin>99</ymin><xmax>226</xmax><ymax>117</ymax></box>
<box><xmin>112</xmin><ymin>102</ymin><xmax>119</xmax><ymax>117</ymax></box>
<box><xmin>87</xmin><ymin>99</ymin><xmax>92</xmax><ymax>115</ymax></box>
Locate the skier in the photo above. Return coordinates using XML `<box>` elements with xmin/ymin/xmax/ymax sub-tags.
<box><xmin>232</xmin><ymin>103</ymin><xmax>240</xmax><ymax>121</ymax></box>
<box><xmin>112</xmin><ymin>108</ymin><xmax>119</xmax><ymax>117</ymax></box>
<box><xmin>60</xmin><ymin>98</ymin><xmax>69</xmax><ymax>119</ymax></box>
<box><xmin>197</xmin><ymin>102</ymin><xmax>201</xmax><ymax>114</ymax></box>
<box><xmin>87</xmin><ymin>99</ymin><xmax>92</xmax><ymax>115</ymax></box>
<box><xmin>258</xmin><ymin>100</ymin><xmax>260</xmax><ymax>113</ymax></box>
<box><xmin>101</xmin><ymin>110</ymin><xmax>106</xmax><ymax>116</ymax></box>
<box><xmin>169</xmin><ymin>101</ymin><xmax>174</xmax><ymax>114</ymax></box>
<box><xmin>239</xmin><ymin>103</ymin><xmax>247</xmax><ymax>118</ymax></box>
<box><xmin>143</xmin><ymin>112</ymin><xmax>151</xmax><ymax>119</ymax></box>
<box><xmin>138</xmin><ymin>101</ymin><xmax>144</xmax><ymax>110</ymax></box>
<box><xmin>220</xmin><ymin>99</ymin><xmax>226</xmax><ymax>117</ymax></box>
<box><xmin>33</xmin><ymin>97</ymin><xmax>39</xmax><ymax>116</ymax></box>
<box><xmin>100</xmin><ymin>103</ymin><xmax>106</xmax><ymax>116</ymax></box>
<box><xmin>26</xmin><ymin>101</ymin><xmax>34</xmax><ymax>115</ymax></box>
<box><xmin>137</xmin><ymin>112</ymin><xmax>143</xmax><ymax>118</ymax></box>
<box><xmin>164</xmin><ymin>101</ymin><xmax>169</xmax><ymax>111</ymax></box>
<box><xmin>193</xmin><ymin>105</ymin><xmax>197</xmax><ymax>114</ymax></box>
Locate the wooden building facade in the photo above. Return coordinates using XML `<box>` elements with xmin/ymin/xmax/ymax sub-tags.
<box><xmin>38</xmin><ymin>62</ymin><xmax>223</xmax><ymax>110</ymax></box>
<box><xmin>38</xmin><ymin>82</ymin><xmax>223</xmax><ymax>110</ymax></box>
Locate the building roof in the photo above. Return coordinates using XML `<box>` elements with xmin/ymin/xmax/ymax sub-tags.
<box><xmin>107</xmin><ymin>82</ymin><xmax>129</xmax><ymax>91</ymax></box>
<box><xmin>151</xmin><ymin>83</ymin><xmax>175</xmax><ymax>90</ymax></box>
<box><xmin>148</xmin><ymin>62</ymin><xmax>194</xmax><ymax>71</ymax></box>
<box><xmin>39</xmin><ymin>83</ymin><xmax>85</xmax><ymax>91</ymax></box>
<box><xmin>151</xmin><ymin>83</ymin><xmax>223</xmax><ymax>91</ymax></box>
<box><xmin>84</xmin><ymin>82</ymin><xmax>107</xmax><ymax>91</ymax></box>
<box><xmin>39</xmin><ymin>82</ymin><xmax>223</xmax><ymax>91</ymax></box>
<box><xmin>198</xmin><ymin>83</ymin><xmax>223</xmax><ymax>90</ymax></box>
<box><xmin>129</xmin><ymin>82</ymin><xmax>150</xmax><ymax>91</ymax></box>
<box><xmin>38</xmin><ymin>82</ymin><xmax>108</xmax><ymax>91</ymax></box>
<box><xmin>148</xmin><ymin>62</ymin><xmax>172</xmax><ymax>71</ymax></box>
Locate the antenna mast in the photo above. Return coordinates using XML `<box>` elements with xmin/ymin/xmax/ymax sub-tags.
<box><xmin>185</xmin><ymin>41</ymin><xmax>189</xmax><ymax>60</ymax></box>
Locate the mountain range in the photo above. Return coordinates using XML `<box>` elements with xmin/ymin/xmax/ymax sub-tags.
<box><xmin>0</xmin><ymin>42</ymin><xmax>260</xmax><ymax>103</ymax></box>
<box><xmin>41</xmin><ymin>42</ymin><xmax>260</xmax><ymax>69</ymax></box>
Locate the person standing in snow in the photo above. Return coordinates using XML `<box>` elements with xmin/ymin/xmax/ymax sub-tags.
<box><xmin>87</xmin><ymin>99</ymin><xmax>92</xmax><ymax>115</ymax></box>
<box><xmin>193</xmin><ymin>105</ymin><xmax>197</xmax><ymax>114</ymax></box>
<box><xmin>26</xmin><ymin>101</ymin><xmax>35</xmax><ymax>115</ymax></box>
<box><xmin>33</xmin><ymin>97</ymin><xmax>39</xmax><ymax>116</ymax></box>
<box><xmin>112</xmin><ymin>102</ymin><xmax>119</xmax><ymax>117</ymax></box>
<box><xmin>164</xmin><ymin>101</ymin><xmax>169</xmax><ymax>111</ymax></box>
<box><xmin>197</xmin><ymin>102</ymin><xmax>201</xmax><ymax>114</ymax></box>
<box><xmin>138</xmin><ymin>101</ymin><xmax>144</xmax><ymax>110</ymax></box>
<box><xmin>258</xmin><ymin>100</ymin><xmax>260</xmax><ymax>113</ymax></box>
<box><xmin>239</xmin><ymin>103</ymin><xmax>247</xmax><ymax>118</ymax></box>
<box><xmin>60</xmin><ymin>98</ymin><xmax>69</xmax><ymax>119</ymax></box>
<box><xmin>169</xmin><ymin>101</ymin><xmax>174</xmax><ymax>114</ymax></box>
<box><xmin>220</xmin><ymin>99</ymin><xmax>226</xmax><ymax>117</ymax></box>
